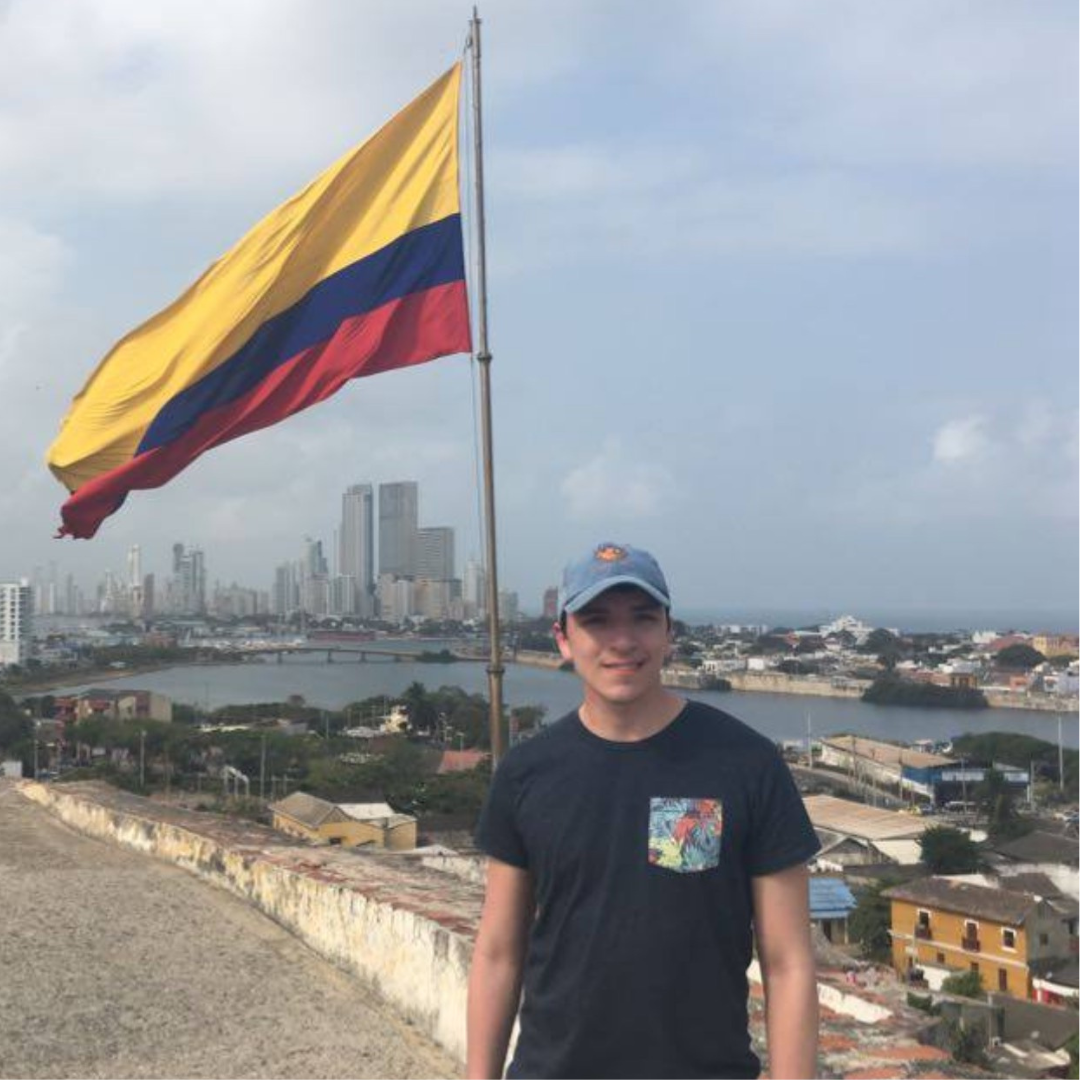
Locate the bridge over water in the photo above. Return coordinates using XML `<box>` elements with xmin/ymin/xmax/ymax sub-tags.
<box><xmin>252</xmin><ymin>643</ymin><xmax>486</xmax><ymax>664</ymax></box>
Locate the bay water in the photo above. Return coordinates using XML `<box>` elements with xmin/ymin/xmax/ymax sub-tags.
<box><xmin>60</xmin><ymin>652</ymin><xmax>1078</xmax><ymax>749</ymax></box>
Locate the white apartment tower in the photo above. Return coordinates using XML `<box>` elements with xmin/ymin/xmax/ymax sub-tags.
<box><xmin>464</xmin><ymin>558</ymin><xmax>487</xmax><ymax>620</ymax></box>
<box><xmin>0</xmin><ymin>581</ymin><xmax>33</xmax><ymax>667</ymax></box>
<box><xmin>340</xmin><ymin>483</ymin><xmax>375</xmax><ymax>616</ymax></box>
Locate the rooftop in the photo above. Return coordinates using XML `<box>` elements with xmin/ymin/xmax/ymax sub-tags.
<box><xmin>991</xmin><ymin>830</ymin><xmax>1079</xmax><ymax>867</ymax></box>
<box><xmin>820</xmin><ymin>736</ymin><xmax>954</xmax><ymax>770</ymax></box>
<box><xmin>883</xmin><ymin>877</ymin><xmax>1046</xmax><ymax>925</ymax></box>
<box><xmin>804</xmin><ymin>794</ymin><xmax>930</xmax><ymax>841</ymax></box>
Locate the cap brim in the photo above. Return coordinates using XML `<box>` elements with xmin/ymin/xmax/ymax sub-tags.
<box><xmin>562</xmin><ymin>576</ymin><xmax>670</xmax><ymax>615</ymax></box>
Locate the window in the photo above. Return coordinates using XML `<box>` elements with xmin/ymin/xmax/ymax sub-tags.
<box><xmin>1002</xmin><ymin>928</ymin><xmax>1017</xmax><ymax>950</ymax></box>
<box><xmin>1039</xmin><ymin>933</ymin><xmax>1049</xmax><ymax>947</ymax></box>
<box><xmin>998</xmin><ymin>969</ymin><xmax>1008</xmax><ymax>992</ymax></box>
<box><xmin>970</xmin><ymin>962</ymin><xmax>979</xmax><ymax>974</ymax></box>
<box><xmin>937</xmin><ymin>952</ymin><xmax>945</xmax><ymax>964</ymax></box>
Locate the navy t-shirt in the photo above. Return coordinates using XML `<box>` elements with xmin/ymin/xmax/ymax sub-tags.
<box><xmin>474</xmin><ymin>701</ymin><xmax>821</xmax><ymax>1080</ymax></box>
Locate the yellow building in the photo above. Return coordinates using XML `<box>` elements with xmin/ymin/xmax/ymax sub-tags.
<box><xmin>269</xmin><ymin>791</ymin><xmax>417</xmax><ymax>850</ymax></box>
<box><xmin>884</xmin><ymin>877</ymin><xmax>1074</xmax><ymax>1000</ymax></box>
<box><xmin>1032</xmin><ymin>633</ymin><xmax>1079</xmax><ymax>659</ymax></box>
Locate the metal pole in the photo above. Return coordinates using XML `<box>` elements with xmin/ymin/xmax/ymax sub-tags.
<box><xmin>1058</xmin><ymin>715</ymin><xmax>1064</xmax><ymax>793</ymax></box>
<box><xmin>139</xmin><ymin>730</ymin><xmax>145</xmax><ymax>789</ymax></box>
<box><xmin>469</xmin><ymin>7</ymin><xmax>505</xmax><ymax>765</ymax></box>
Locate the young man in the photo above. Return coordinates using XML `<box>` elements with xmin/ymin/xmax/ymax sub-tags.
<box><xmin>467</xmin><ymin>543</ymin><xmax>820</xmax><ymax>1079</ymax></box>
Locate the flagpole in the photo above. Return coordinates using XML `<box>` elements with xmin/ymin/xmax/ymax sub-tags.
<box><xmin>468</xmin><ymin>7</ymin><xmax>506</xmax><ymax>766</ymax></box>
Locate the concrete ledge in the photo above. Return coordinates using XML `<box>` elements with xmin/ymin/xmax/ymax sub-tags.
<box><xmin>19</xmin><ymin>780</ymin><xmax>482</xmax><ymax>1063</ymax></box>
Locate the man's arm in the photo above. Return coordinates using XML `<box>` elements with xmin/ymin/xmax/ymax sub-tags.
<box><xmin>751</xmin><ymin>862</ymin><xmax>818</xmax><ymax>1080</ymax></box>
<box><xmin>466</xmin><ymin>857</ymin><xmax>535</xmax><ymax>1080</ymax></box>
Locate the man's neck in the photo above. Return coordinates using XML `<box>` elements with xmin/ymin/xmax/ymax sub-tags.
<box><xmin>578</xmin><ymin>689</ymin><xmax>685</xmax><ymax>743</ymax></box>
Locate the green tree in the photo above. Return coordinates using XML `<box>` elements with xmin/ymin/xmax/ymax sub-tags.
<box><xmin>941</xmin><ymin>969</ymin><xmax>984</xmax><ymax>999</ymax></box>
<box><xmin>400</xmin><ymin>682</ymin><xmax>438</xmax><ymax>735</ymax></box>
<box><xmin>848</xmin><ymin>879</ymin><xmax>897</xmax><ymax>962</ymax></box>
<box><xmin>0</xmin><ymin>690</ymin><xmax>32</xmax><ymax>752</ymax></box>
<box><xmin>951</xmin><ymin>731</ymin><xmax>1078</xmax><ymax>792</ymax></box>
<box><xmin>994</xmin><ymin>643</ymin><xmax>1046</xmax><ymax>670</ymax></box>
<box><xmin>975</xmin><ymin>768</ymin><xmax>1030</xmax><ymax>841</ymax></box>
<box><xmin>919</xmin><ymin>825</ymin><xmax>980</xmax><ymax>873</ymax></box>
<box><xmin>858</xmin><ymin>628</ymin><xmax>905</xmax><ymax>668</ymax></box>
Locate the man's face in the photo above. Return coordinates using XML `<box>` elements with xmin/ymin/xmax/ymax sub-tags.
<box><xmin>554</xmin><ymin>586</ymin><xmax>672</xmax><ymax>708</ymax></box>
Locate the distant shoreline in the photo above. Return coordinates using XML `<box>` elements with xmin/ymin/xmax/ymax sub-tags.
<box><xmin>7</xmin><ymin>662</ymin><xmax>199</xmax><ymax>698</ymax></box>
<box><xmin>510</xmin><ymin>652</ymin><xmax>1078</xmax><ymax>713</ymax></box>
<box><xmin>9</xmin><ymin>654</ymin><xmax>1077</xmax><ymax>717</ymax></box>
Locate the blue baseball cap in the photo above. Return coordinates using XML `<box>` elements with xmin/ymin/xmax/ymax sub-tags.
<box><xmin>557</xmin><ymin>542</ymin><xmax>671</xmax><ymax>618</ymax></box>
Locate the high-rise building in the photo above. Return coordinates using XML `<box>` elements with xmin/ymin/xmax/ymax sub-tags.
<box><xmin>542</xmin><ymin>587</ymin><xmax>558</xmax><ymax>620</ymax></box>
<box><xmin>170</xmin><ymin>544</ymin><xmax>206</xmax><ymax>615</ymax></box>
<box><xmin>272</xmin><ymin>562</ymin><xmax>301</xmax><ymax>616</ymax></box>
<box><xmin>142</xmin><ymin>573</ymin><xmax>155</xmax><ymax>620</ymax></box>
<box><xmin>379</xmin><ymin>481</ymin><xmax>419</xmax><ymax>579</ymax></box>
<box><xmin>418</xmin><ymin>526</ymin><xmax>455</xmax><ymax>582</ymax></box>
<box><xmin>377</xmin><ymin>573</ymin><xmax>414</xmax><ymax>625</ymax></box>
<box><xmin>340</xmin><ymin>483</ymin><xmax>375</xmax><ymax>616</ymax></box>
<box><xmin>128</xmin><ymin>545</ymin><xmax>143</xmax><ymax>619</ymax></box>
<box><xmin>464</xmin><ymin>557</ymin><xmax>487</xmax><ymax>620</ymax></box>
<box><xmin>0</xmin><ymin>581</ymin><xmax>33</xmax><ymax>667</ymax></box>
<box><xmin>498</xmin><ymin>589</ymin><xmax>520</xmax><ymax>623</ymax></box>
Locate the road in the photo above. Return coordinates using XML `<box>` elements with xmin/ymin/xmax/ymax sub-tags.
<box><xmin>0</xmin><ymin>779</ymin><xmax>459</xmax><ymax>1079</ymax></box>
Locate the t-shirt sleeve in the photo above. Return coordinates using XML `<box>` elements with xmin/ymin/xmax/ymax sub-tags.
<box><xmin>746</xmin><ymin>744</ymin><xmax>821</xmax><ymax>876</ymax></box>
<box><xmin>474</xmin><ymin>756</ymin><xmax>529</xmax><ymax>869</ymax></box>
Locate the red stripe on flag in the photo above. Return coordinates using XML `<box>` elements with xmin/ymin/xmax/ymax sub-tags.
<box><xmin>59</xmin><ymin>280</ymin><xmax>471</xmax><ymax>539</ymax></box>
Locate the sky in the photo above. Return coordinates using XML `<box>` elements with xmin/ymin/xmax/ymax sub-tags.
<box><xmin>1</xmin><ymin>1</ymin><xmax>1076</xmax><ymax>626</ymax></box>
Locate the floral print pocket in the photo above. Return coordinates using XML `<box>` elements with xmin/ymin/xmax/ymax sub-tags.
<box><xmin>648</xmin><ymin>797</ymin><xmax>723</xmax><ymax>873</ymax></box>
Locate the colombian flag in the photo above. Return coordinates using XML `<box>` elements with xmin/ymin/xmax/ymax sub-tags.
<box><xmin>48</xmin><ymin>65</ymin><xmax>470</xmax><ymax>539</ymax></box>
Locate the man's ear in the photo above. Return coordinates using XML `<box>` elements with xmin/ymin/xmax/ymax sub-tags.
<box><xmin>553</xmin><ymin>620</ymin><xmax>573</xmax><ymax>663</ymax></box>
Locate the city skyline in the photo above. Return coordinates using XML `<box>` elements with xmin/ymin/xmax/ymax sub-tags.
<box><xmin>1</xmin><ymin>4</ymin><xmax>1075</xmax><ymax>622</ymax></box>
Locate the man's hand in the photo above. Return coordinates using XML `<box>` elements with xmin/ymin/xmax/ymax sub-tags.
<box><xmin>466</xmin><ymin>858</ymin><xmax>535</xmax><ymax>1079</ymax></box>
<box><xmin>752</xmin><ymin>863</ymin><xmax>818</xmax><ymax>1080</ymax></box>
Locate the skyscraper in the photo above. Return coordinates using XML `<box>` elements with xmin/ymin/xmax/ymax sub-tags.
<box><xmin>340</xmin><ymin>483</ymin><xmax>375</xmax><ymax>616</ymax></box>
<box><xmin>170</xmin><ymin>543</ymin><xmax>206</xmax><ymax>615</ymax></box>
<box><xmin>379</xmin><ymin>481</ymin><xmax>419</xmax><ymax>579</ymax></box>
<box><xmin>418</xmin><ymin>526</ymin><xmax>455</xmax><ymax>582</ymax></box>
<box><xmin>0</xmin><ymin>581</ymin><xmax>32</xmax><ymax>667</ymax></box>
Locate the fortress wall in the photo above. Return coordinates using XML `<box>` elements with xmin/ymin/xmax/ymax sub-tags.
<box><xmin>726</xmin><ymin>672</ymin><xmax>866</xmax><ymax>698</ymax></box>
<box><xmin>19</xmin><ymin>781</ymin><xmax>478</xmax><ymax>1062</ymax></box>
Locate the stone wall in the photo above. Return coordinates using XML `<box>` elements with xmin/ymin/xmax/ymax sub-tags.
<box><xmin>19</xmin><ymin>780</ymin><xmax>482</xmax><ymax>1063</ymax></box>
<box><xmin>726</xmin><ymin>672</ymin><xmax>868</xmax><ymax>698</ymax></box>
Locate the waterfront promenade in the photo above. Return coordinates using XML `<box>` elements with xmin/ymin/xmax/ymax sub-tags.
<box><xmin>0</xmin><ymin>778</ymin><xmax>458</xmax><ymax>1079</ymax></box>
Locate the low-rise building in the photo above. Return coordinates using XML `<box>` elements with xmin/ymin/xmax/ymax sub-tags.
<box><xmin>989</xmin><ymin>831</ymin><xmax>1080</xmax><ymax>902</ymax></box>
<box><xmin>883</xmin><ymin>877</ymin><xmax>1075</xmax><ymax>1000</ymax></box>
<box><xmin>804</xmin><ymin>794</ymin><xmax>931</xmax><ymax>867</ymax></box>
<box><xmin>54</xmin><ymin>689</ymin><xmax>172</xmax><ymax>724</ymax></box>
<box><xmin>269</xmin><ymin>791</ymin><xmax>417</xmax><ymax>850</ymax></box>
<box><xmin>809</xmin><ymin>877</ymin><xmax>857</xmax><ymax>945</ymax></box>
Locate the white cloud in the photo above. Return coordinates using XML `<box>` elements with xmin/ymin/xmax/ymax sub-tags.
<box><xmin>932</xmin><ymin>416</ymin><xmax>989</xmax><ymax>464</ymax></box>
<box><xmin>0</xmin><ymin>219</ymin><xmax>72</xmax><ymax>317</ymax></box>
<box><xmin>830</xmin><ymin>403</ymin><xmax>1078</xmax><ymax>530</ymax></box>
<box><xmin>560</xmin><ymin>438</ymin><xmax>675</xmax><ymax>522</ymax></box>
<box><xmin>685</xmin><ymin>1</ymin><xmax>1076</xmax><ymax>170</ymax></box>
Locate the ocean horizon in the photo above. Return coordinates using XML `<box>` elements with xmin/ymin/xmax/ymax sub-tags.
<box><xmin>675</xmin><ymin>606</ymin><xmax>1078</xmax><ymax>635</ymax></box>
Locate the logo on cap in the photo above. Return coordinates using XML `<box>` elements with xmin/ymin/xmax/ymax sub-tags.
<box><xmin>594</xmin><ymin>544</ymin><xmax>627</xmax><ymax>563</ymax></box>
